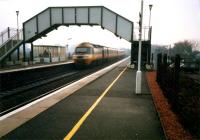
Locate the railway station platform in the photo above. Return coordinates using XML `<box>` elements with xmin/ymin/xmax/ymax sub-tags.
<box><xmin>0</xmin><ymin>60</ymin><xmax>73</xmax><ymax>73</ymax></box>
<box><xmin>0</xmin><ymin>58</ymin><xmax>165</xmax><ymax>139</ymax></box>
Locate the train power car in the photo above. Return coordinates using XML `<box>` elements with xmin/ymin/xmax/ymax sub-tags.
<box><xmin>72</xmin><ymin>42</ymin><xmax>125</xmax><ymax>67</ymax></box>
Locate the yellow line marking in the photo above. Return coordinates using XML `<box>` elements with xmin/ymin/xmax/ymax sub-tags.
<box><xmin>63</xmin><ymin>66</ymin><xmax>127</xmax><ymax>140</ymax></box>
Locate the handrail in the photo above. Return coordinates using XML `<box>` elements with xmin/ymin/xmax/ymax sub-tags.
<box><xmin>0</xmin><ymin>27</ymin><xmax>22</xmax><ymax>46</ymax></box>
<box><xmin>0</xmin><ymin>29</ymin><xmax>23</xmax><ymax>58</ymax></box>
<box><xmin>0</xmin><ymin>40</ymin><xmax>23</xmax><ymax>62</ymax></box>
<box><xmin>0</xmin><ymin>29</ymin><xmax>23</xmax><ymax>48</ymax></box>
<box><xmin>133</xmin><ymin>26</ymin><xmax>151</xmax><ymax>41</ymax></box>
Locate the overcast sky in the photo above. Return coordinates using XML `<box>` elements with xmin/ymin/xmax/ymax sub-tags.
<box><xmin>0</xmin><ymin>0</ymin><xmax>200</xmax><ymax>48</ymax></box>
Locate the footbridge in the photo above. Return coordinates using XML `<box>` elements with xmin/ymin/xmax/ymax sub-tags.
<box><xmin>0</xmin><ymin>6</ymin><xmax>151</xmax><ymax>67</ymax></box>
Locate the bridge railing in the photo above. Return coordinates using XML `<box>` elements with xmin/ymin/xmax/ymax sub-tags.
<box><xmin>0</xmin><ymin>29</ymin><xmax>23</xmax><ymax>58</ymax></box>
<box><xmin>133</xmin><ymin>26</ymin><xmax>151</xmax><ymax>41</ymax></box>
<box><xmin>0</xmin><ymin>27</ymin><xmax>21</xmax><ymax>46</ymax></box>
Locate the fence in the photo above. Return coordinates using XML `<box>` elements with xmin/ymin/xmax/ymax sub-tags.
<box><xmin>133</xmin><ymin>26</ymin><xmax>151</xmax><ymax>41</ymax></box>
<box><xmin>0</xmin><ymin>27</ymin><xmax>20</xmax><ymax>46</ymax></box>
<box><xmin>156</xmin><ymin>53</ymin><xmax>200</xmax><ymax>138</ymax></box>
<box><xmin>0</xmin><ymin>29</ymin><xmax>23</xmax><ymax>58</ymax></box>
<box><xmin>156</xmin><ymin>53</ymin><xmax>180</xmax><ymax>99</ymax></box>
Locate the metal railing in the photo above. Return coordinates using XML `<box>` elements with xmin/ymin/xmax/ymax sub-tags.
<box><xmin>0</xmin><ymin>27</ymin><xmax>22</xmax><ymax>46</ymax></box>
<box><xmin>0</xmin><ymin>29</ymin><xmax>23</xmax><ymax>58</ymax></box>
<box><xmin>133</xmin><ymin>26</ymin><xmax>151</xmax><ymax>41</ymax></box>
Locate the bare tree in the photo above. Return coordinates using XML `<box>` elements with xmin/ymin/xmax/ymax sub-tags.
<box><xmin>191</xmin><ymin>40</ymin><xmax>200</xmax><ymax>51</ymax></box>
<box><xmin>172</xmin><ymin>40</ymin><xmax>193</xmax><ymax>58</ymax></box>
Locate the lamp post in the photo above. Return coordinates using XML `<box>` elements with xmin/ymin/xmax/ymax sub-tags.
<box><xmin>66</xmin><ymin>37</ymin><xmax>72</xmax><ymax>60</ymax></box>
<box><xmin>148</xmin><ymin>4</ymin><xmax>153</xmax><ymax>28</ymax></box>
<box><xmin>16</xmin><ymin>11</ymin><xmax>20</xmax><ymax>62</ymax></box>
<box><xmin>147</xmin><ymin>4</ymin><xmax>153</xmax><ymax>65</ymax></box>
<box><xmin>135</xmin><ymin>0</ymin><xmax>144</xmax><ymax>94</ymax></box>
<box><xmin>16</xmin><ymin>11</ymin><xmax>19</xmax><ymax>40</ymax></box>
<box><xmin>66</xmin><ymin>37</ymin><xmax>72</xmax><ymax>50</ymax></box>
<box><xmin>148</xmin><ymin>4</ymin><xmax>153</xmax><ymax>65</ymax></box>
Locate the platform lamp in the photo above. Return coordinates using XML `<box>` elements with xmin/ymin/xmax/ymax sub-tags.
<box><xmin>148</xmin><ymin>4</ymin><xmax>153</xmax><ymax>66</ymax></box>
<box><xmin>66</xmin><ymin>38</ymin><xmax>72</xmax><ymax>60</ymax></box>
<box><xmin>66</xmin><ymin>37</ymin><xmax>72</xmax><ymax>49</ymax></box>
<box><xmin>16</xmin><ymin>11</ymin><xmax>19</xmax><ymax>40</ymax></box>
<box><xmin>135</xmin><ymin>0</ymin><xmax>144</xmax><ymax>94</ymax></box>
<box><xmin>149</xmin><ymin>4</ymin><xmax>153</xmax><ymax>28</ymax></box>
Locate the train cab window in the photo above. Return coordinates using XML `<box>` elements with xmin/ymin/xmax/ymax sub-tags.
<box><xmin>75</xmin><ymin>47</ymin><xmax>92</xmax><ymax>54</ymax></box>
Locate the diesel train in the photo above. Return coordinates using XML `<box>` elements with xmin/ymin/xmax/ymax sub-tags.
<box><xmin>72</xmin><ymin>42</ymin><xmax>125</xmax><ymax>67</ymax></box>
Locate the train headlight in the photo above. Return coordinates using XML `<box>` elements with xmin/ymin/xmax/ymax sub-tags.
<box><xmin>84</xmin><ymin>55</ymin><xmax>91</xmax><ymax>59</ymax></box>
<box><xmin>72</xmin><ymin>55</ymin><xmax>77</xmax><ymax>59</ymax></box>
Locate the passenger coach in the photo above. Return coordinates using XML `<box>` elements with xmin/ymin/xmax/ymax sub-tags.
<box><xmin>73</xmin><ymin>42</ymin><xmax>125</xmax><ymax>67</ymax></box>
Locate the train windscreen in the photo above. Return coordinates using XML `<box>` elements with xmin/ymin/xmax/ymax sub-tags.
<box><xmin>75</xmin><ymin>47</ymin><xmax>92</xmax><ymax>54</ymax></box>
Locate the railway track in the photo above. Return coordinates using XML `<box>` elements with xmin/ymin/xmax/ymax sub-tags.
<box><xmin>0</xmin><ymin>60</ymin><xmax>121</xmax><ymax>116</ymax></box>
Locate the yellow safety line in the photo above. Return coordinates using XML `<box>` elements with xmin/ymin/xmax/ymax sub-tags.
<box><xmin>63</xmin><ymin>66</ymin><xmax>127</xmax><ymax>140</ymax></box>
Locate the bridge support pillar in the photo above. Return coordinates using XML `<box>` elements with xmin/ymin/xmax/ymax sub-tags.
<box><xmin>17</xmin><ymin>48</ymin><xmax>20</xmax><ymax>61</ymax></box>
<box><xmin>30</xmin><ymin>43</ymin><xmax>34</xmax><ymax>64</ymax></box>
<box><xmin>8</xmin><ymin>54</ymin><xmax>11</xmax><ymax>61</ymax></box>
<box><xmin>23</xmin><ymin>42</ymin><xmax>26</xmax><ymax>62</ymax></box>
<box><xmin>22</xmin><ymin>42</ymin><xmax>28</xmax><ymax>66</ymax></box>
<box><xmin>131</xmin><ymin>42</ymin><xmax>134</xmax><ymax>65</ymax></box>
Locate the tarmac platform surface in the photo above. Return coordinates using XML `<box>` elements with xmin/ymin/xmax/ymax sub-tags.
<box><xmin>1</xmin><ymin>59</ymin><xmax>165</xmax><ymax>140</ymax></box>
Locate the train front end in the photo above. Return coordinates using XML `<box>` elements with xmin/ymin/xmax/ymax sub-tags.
<box><xmin>73</xmin><ymin>43</ymin><xmax>94</xmax><ymax>67</ymax></box>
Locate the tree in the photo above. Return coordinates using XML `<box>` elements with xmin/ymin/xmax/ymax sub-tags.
<box><xmin>172</xmin><ymin>40</ymin><xmax>193</xmax><ymax>58</ymax></box>
<box><xmin>191</xmin><ymin>40</ymin><xmax>200</xmax><ymax>51</ymax></box>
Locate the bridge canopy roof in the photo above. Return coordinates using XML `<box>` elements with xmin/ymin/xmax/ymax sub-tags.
<box><xmin>23</xmin><ymin>6</ymin><xmax>134</xmax><ymax>43</ymax></box>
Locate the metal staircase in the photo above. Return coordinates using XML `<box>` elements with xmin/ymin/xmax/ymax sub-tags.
<box><xmin>0</xmin><ymin>27</ymin><xmax>23</xmax><ymax>63</ymax></box>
